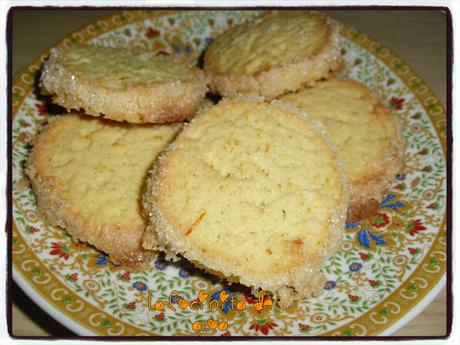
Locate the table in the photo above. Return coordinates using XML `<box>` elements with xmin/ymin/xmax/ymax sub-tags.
<box><xmin>10</xmin><ymin>8</ymin><xmax>448</xmax><ymax>337</ymax></box>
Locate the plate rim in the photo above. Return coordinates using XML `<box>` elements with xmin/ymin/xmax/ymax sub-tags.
<box><xmin>10</xmin><ymin>9</ymin><xmax>447</xmax><ymax>337</ymax></box>
<box><xmin>12</xmin><ymin>268</ymin><xmax>446</xmax><ymax>336</ymax></box>
<box><xmin>13</xmin><ymin>268</ymin><xmax>95</xmax><ymax>336</ymax></box>
<box><xmin>379</xmin><ymin>276</ymin><xmax>446</xmax><ymax>336</ymax></box>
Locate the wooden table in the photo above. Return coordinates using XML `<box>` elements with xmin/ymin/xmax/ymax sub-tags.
<box><xmin>10</xmin><ymin>9</ymin><xmax>448</xmax><ymax>337</ymax></box>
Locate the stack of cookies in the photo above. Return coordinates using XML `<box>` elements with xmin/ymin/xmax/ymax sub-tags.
<box><xmin>27</xmin><ymin>11</ymin><xmax>404</xmax><ymax>307</ymax></box>
<box><xmin>27</xmin><ymin>45</ymin><xmax>207</xmax><ymax>265</ymax></box>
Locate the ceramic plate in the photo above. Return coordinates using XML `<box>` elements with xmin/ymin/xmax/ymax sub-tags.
<box><xmin>12</xmin><ymin>10</ymin><xmax>447</xmax><ymax>336</ymax></box>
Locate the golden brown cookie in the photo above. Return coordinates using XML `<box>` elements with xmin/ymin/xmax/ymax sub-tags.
<box><xmin>26</xmin><ymin>113</ymin><xmax>181</xmax><ymax>267</ymax></box>
<box><xmin>204</xmin><ymin>11</ymin><xmax>343</xmax><ymax>100</ymax></box>
<box><xmin>40</xmin><ymin>45</ymin><xmax>207</xmax><ymax>123</ymax></box>
<box><xmin>278</xmin><ymin>79</ymin><xmax>405</xmax><ymax>220</ymax></box>
<box><xmin>142</xmin><ymin>98</ymin><xmax>348</xmax><ymax>306</ymax></box>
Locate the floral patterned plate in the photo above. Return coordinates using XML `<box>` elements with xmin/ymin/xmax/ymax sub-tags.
<box><xmin>12</xmin><ymin>10</ymin><xmax>447</xmax><ymax>336</ymax></box>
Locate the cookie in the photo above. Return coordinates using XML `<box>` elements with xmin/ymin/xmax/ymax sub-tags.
<box><xmin>278</xmin><ymin>79</ymin><xmax>405</xmax><ymax>220</ymax></box>
<box><xmin>142</xmin><ymin>98</ymin><xmax>348</xmax><ymax>306</ymax></box>
<box><xmin>40</xmin><ymin>45</ymin><xmax>207</xmax><ymax>123</ymax></box>
<box><xmin>26</xmin><ymin>113</ymin><xmax>181</xmax><ymax>267</ymax></box>
<box><xmin>204</xmin><ymin>11</ymin><xmax>343</xmax><ymax>100</ymax></box>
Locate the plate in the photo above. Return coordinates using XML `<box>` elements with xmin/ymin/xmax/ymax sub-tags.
<box><xmin>11</xmin><ymin>10</ymin><xmax>447</xmax><ymax>336</ymax></box>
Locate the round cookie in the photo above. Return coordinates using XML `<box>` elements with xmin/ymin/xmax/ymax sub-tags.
<box><xmin>26</xmin><ymin>113</ymin><xmax>181</xmax><ymax>267</ymax></box>
<box><xmin>142</xmin><ymin>98</ymin><xmax>348</xmax><ymax>306</ymax></box>
<box><xmin>278</xmin><ymin>79</ymin><xmax>405</xmax><ymax>220</ymax></box>
<box><xmin>203</xmin><ymin>11</ymin><xmax>343</xmax><ymax>100</ymax></box>
<box><xmin>40</xmin><ymin>45</ymin><xmax>208</xmax><ymax>124</ymax></box>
